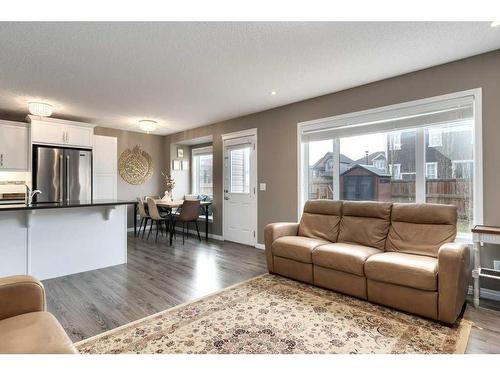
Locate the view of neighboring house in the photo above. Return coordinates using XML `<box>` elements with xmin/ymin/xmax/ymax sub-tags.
<box><xmin>308</xmin><ymin>123</ymin><xmax>473</xmax><ymax>222</ymax></box>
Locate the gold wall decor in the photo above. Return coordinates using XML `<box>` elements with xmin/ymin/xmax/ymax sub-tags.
<box><xmin>119</xmin><ymin>145</ymin><xmax>153</xmax><ymax>185</ymax></box>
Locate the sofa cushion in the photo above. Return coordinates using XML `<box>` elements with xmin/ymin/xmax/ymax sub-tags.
<box><xmin>298</xmin><ymin>200</ymin><xmax>342</xmax><ymax>242</ymax></box>
<box><xmin>272</xmin><ymin>236</ymin><xmax>330</xmax><ymax>263</ymax></box>
<box><xmin>338</xmin><ymin>201</ymin><xmax>392</xmax><ymax>250</ymax></box>
<box><xmin>0</xmin><ymin>311</ymin><xmax>77</xmax><ymax>354</ymax></box>
<box><xmin>365</xmin><ymin>252</ymin><xmax>438</xmax><ymax>291</ymax></box>
<box><xmin>312</xmin><ymin>243</ymin><xmax>382</xmax><ymax>276</ymax></box>
<box><xmin>386</xmin><ymin>203</ymin><xmax>457</xmax><ymax>257</ymax></box>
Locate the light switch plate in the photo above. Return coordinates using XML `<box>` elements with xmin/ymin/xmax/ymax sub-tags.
<box><xmin>259</xmin><ymin>183</ymin><xmax>266</xmax><ymax>191</ymax></box>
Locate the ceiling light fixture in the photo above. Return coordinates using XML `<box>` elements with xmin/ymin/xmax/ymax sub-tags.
<box><xmin>491</xmin><ymin>21</ymin><xmax>500</xmax><ymax>27</ymax></box>
<box><xmin>28</xmin><ymin>102</ymin><xmax>53</xmax><ymax>117</ymax></box>
<box><xmin>271</xmin><ymin>91</ymin><xmax>277</xmax><ymax>96</ymax></box>
<box><xmin>139</xmin><ymin>119</ymin><xmax>157</xmax><ymax>133</ymax></box>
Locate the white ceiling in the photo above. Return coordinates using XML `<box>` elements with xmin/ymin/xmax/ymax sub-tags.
<box><xmin>0</xmin><ymin>22</ymin><xmax>499</xmax><ymax>135</ymax></box>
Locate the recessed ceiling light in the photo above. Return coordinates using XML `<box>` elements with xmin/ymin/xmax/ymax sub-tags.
<box><xmin>271</xmin><ymin>91</ymin><xmax>277</xmax><ymax>96</ymax></box>
<box><xmin>138</xmin><ymin>119</ymin><xmax>157</xmax><ymax>133</ymax></box>
<box><xmin>28</xmin><ymin>102</ymin><xmax>53</xmax><ymax>117</ymax></box>
<box><xmin>491</xmin><ymin>21</ymin><xmax>500</xmax><ymax>27</ymax></box>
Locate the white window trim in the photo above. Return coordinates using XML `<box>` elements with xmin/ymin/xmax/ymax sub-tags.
<box><xmin>425</xmin><ymin>162</ymin><xmax>438</xmax><ymax>179</ymax></box>
<box><xmin>428</xmin><ymin>128</ymin><xmax>443</xmax><ymax>147</ymax></box>
<box><xmin>297</xmin><ymin>88</ymin><xmax>483</xmax><ymax>230</ymax></box>
<box><xmin>389</xmin><ymin>133</ymin><xmax>402</xmax><ymax>150</ymax></box>
<box><xmin>373</xmin><ymin>159</ymin><xmax>385</xmax><ymax>170</ymax></box>
<box><xmin>191</xmin><ymin>146</ymin><xmax>213</xmax><ymax>196</ymax></box>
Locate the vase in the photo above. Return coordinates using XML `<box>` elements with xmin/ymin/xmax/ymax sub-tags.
<box><xmin>163</xmin><ymin>190</ymin><xmax>173</xmax><ymax>201</ymax></box>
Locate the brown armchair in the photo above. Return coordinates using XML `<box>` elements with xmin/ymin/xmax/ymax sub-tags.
<box><xmin>174</xmin><ymin>200</ymin><xmax>202</xmax><ymax>244</ymax></box>
<box><xmin>0</xmin><ymin>275</ymin><xmax>76</xmax><ymax>354</ymax></box>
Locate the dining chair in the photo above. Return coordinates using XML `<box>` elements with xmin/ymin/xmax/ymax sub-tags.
<box><xmin>172</xmin><ymin>200</ymin><xmax>201</xmax><ymax>244</ymax></box>
<box><xmin>146</xmin><ymin>197</ymin><xmax>169</xmax><ymax>243</ymax></box>
<box><xmin>137</xmin><ymin>197</ymin><xmax>150</xmax><ymax>239</ymax></box>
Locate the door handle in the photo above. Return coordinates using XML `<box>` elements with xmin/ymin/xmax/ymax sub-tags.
<box><xmin>59</xmin><ymin>154</ymin><xmax>64</xmax><ymax>202</ymax></box>
<box><xmin>66</xmin><ymin>155</ymin><xmax>70</xmax><ymax>201</ymax></box>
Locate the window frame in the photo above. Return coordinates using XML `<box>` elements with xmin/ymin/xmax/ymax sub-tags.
<box><xmin>373</xmin><ymin>159</ymin><xmax>386</xmax><ymax>170</ymax></box>
<box><xmin>428</xmin><ymin>128</ymin><xmax>443</xmax><ymax>147</ymax></box>
<box><xmin>389</xmin><ymin>132</ymin><xmax>402</xmax><ymax>150</ymax></box>
<box><xmin>297</xmin><ymin>89</ymin><xmax>483</xmax><ymax>236</ymax></box>
<box><xmin>425</xmin><ymin>162</ymin><xmax>438</xmax><ymax>179</ymax></box>
<box><xmin>228</xmin><ymin>145</ymin><xmax>251</xmax><ymax>194</ymax></box>
<box><xmin>389</xmin><ymin>163</ymin><xmax>402</xmax><ymax>180</ymax></box>
<box><xmin>191</xmin><ymin>145</ymin><xmax>213</xmax><ymax>197</ymax></box>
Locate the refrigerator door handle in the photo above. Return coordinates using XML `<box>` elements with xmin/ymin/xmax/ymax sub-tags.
<box><xmin>59</xmin><ymin>154</ymin><xmax>64</xmax><ymax>202</ymax></box>
<box><xmin>66</xmin><ymin>155</ymin><xmax>70</xmax><ymax>201</ymax></box>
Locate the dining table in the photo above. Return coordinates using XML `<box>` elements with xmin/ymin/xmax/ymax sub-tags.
<box><xmin>154</xmin><ymin>199</ymin><xmax>212</xmax><ymax>245</ymax></box>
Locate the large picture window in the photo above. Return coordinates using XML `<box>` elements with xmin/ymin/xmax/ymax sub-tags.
<box><xmin>192</xmin><ymin>146</ymin><xmax>213</xmax><ymax>197</ymax></box>
<box><xmin>299</xmin><ymin>90</ymin><xmax>482</xmax><ymax>237</ymax></box>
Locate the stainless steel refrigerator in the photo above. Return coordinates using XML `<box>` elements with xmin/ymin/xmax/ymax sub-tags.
<box><xmin>32</xmin><ymin>145</ymin><xmax>92</xmax><ymax>203</ymax></box>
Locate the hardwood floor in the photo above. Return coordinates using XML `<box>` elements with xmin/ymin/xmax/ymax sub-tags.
<box><xmin>44</xmin><ymin>232</ymin><xmax>500</xmax><ymax>353</ymax></box>
<box><xmin>43</xmin><ymin>232</ymin><xmax>267</xmax><ymax>342</ymax></box>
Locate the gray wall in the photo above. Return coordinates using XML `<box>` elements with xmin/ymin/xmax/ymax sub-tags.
<box><xmin>169</xmin><ymin>144</ymin><xmax>191</xmax><ymax>200</ymax></box>
<box><xmin>164</xmin><ymin>50</ymin><xmax>500</xmax><ymax>289</ymax></box>
<box><xmin>94</xmin><ymin>127</ymin><xmax>166</xmax><ymax>227</ymax></box>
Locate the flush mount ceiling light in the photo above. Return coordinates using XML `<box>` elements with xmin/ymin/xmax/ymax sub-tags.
<box><xmin>491</xmin><ymin>21</ymin><xmax>500</xmax><ymax>27</ymax></box>
<box><xmin>138</xmin><ymin>119</ymin><xmax>157</xmax><ymax>133</ymax></box>
<box><xmin>28</xmin><ymin>102</ymin><xmax>53</xmax><ymax>117</ymax></box>
<box><xmin>271</xmin><ymin>91</ymin><xmax>277</xmax><ymax>96</ymax></box>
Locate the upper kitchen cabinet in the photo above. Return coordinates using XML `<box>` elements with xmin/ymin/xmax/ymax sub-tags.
<box><xmin>0</xmin><ymin>120</ymin><xmax>29</xmax><ymax>171</ymax></box>
<box><xmin>28</xmin><ymin>115</ymin><xmax>95</xmax><ymax>148</ymax></box>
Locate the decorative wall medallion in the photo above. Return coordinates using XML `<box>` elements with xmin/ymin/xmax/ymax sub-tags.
<box><xmin>119</xmin><ymin>146</ymin><xmax>153</xmax><ymax>185</ymax></box>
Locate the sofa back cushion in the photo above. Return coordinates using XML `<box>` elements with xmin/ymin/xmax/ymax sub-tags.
<box><xmin>338</xmin><ymin>201</ymin><xmax>392</xmax><ymax>249</ymax></box>
<box><xmin>386</xmin><ymin>203</ymin><xmax>457</xmax><ymax>257</ymax></box>
<box><xmin>298</xmin><ymin>200</ymin><xmax>342</xmax><ymax>243</ymax></box>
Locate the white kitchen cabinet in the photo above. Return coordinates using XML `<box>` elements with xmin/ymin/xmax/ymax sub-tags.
<box><xmin>30</xmin><ymin>120</ymin><xmax>66</xmax><ymax>145</ymax></box>
<box><xmin>93</xmin><ymin>135</ymin><xmax>117</xmax><ymax>199</ymax></box>
<box><xmin>0</xmin><ymin>120</ymin><xmax>28</xmax><ymax>171</ymax></box>
<box><xmin>65</xmin><ymin>124</ymin><xmax>93</xmax><ymax>147</ymax></box>
<box><xmin>28</xmin><ymin>115</ymin><xmax>94</xmax><ymax>148</ymax></box>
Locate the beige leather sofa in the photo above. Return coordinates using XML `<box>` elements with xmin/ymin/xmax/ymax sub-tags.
<box><xmin>265</xmin><ymin>200</ymin><xmax>472</xmax><ymax>324</ymax></box>
<box><xmin>0</xmin><ymin>275</ymin><xmax>76</xmax><ymax>354</ymax></box>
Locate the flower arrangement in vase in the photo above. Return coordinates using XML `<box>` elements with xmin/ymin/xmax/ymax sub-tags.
<box><xmin>161</xmin><ymin>171</ymin><xmax>175</xmax><ymax>201</ymax></box>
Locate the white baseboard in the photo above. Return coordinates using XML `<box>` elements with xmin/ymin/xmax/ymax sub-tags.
<box><xmin>184</xmin><ymin>228</ymin><xmax>224</xmax><ymax>241</ymax></box>
<box><xmin>129</xmin><ymin>226</ymin><xmax>263</xmax><ymax>246</ymax></box>
<box><xmin>468</xmin><ymin>285</ymin><xmax>500</xmax><ymax>302</ymax></box>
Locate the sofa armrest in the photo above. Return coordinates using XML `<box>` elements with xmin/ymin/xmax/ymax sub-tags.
<box><xmin>264</xmin><ymin>222</ymin><xmax>299</xmax><ymax>272</ymax></box>
<box><xmin>0</xmin><ymin>275</ymin><xmax>46</xmax><ymax>321</ymax></box>
<box><xmin>438</xmin><ymin>242</ymin><xmax>472</xmax><ymax>324</ymax></box>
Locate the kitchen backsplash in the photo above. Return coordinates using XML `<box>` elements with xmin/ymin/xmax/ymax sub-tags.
<box><xmin>0</xmin><ymin>171</ymin><xmax>30</xmax><ymax>194</ymax></box>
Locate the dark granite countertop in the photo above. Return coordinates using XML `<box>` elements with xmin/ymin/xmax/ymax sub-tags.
<box><xmin>0</xmin><ymin>199</ymin><xmax>136</xmax><ymax>212</ymax></box>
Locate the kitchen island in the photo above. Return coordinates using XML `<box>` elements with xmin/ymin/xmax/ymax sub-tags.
<box><xmin>0</xmin><ymin>199</ymin><xmax>136</xmax><ymax>280</ymax></box>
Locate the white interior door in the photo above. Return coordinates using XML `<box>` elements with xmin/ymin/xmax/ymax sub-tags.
<box><xmin>223</xmin><ymin>135</ymin><xmax>257</xmax><ymax>246</ymax></box>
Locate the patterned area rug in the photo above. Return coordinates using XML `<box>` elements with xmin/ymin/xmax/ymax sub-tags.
<box><xmin>76</xmin><ymin>274</ymin><xmax>471</xmax><ymax>354</ymax></box>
